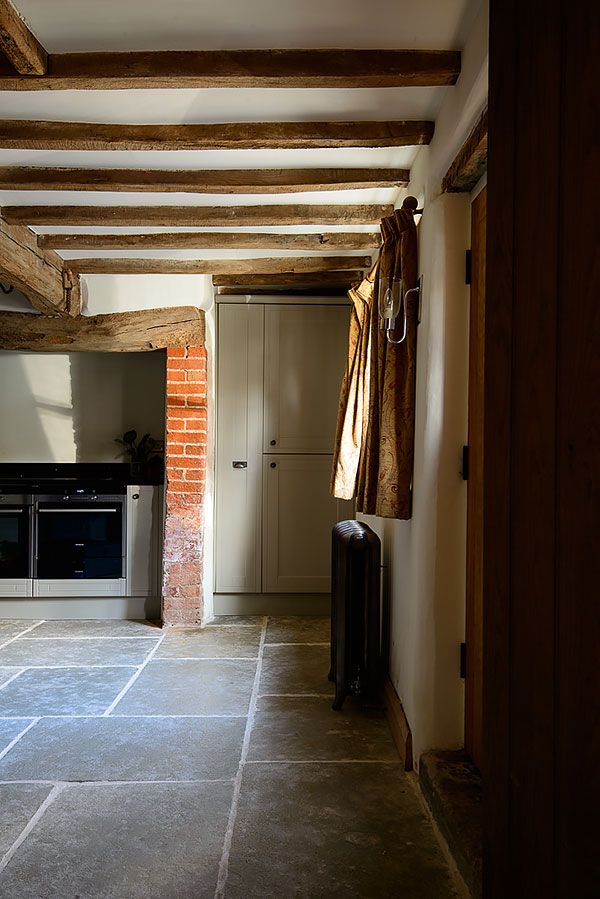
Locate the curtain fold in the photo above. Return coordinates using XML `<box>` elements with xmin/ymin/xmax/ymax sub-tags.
<box><xmin>331</xmin><ymin>207</ymin><xmax>418</xmax><ymax>519</ymax></box>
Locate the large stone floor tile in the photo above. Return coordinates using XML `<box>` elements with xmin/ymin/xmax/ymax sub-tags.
<box><xmin>259</xmin><ymin>644</ymin><xmax>333</xmax><ymax>695</ymax></box>
<box><xmin>157</xmin><ymin>626</ymin><xmax>261</xmax><ymax>659</ymax></box>
<box><xmin>114</xmin><ymin>659</ymin><xmax>256</xmax><ymax>716</ymax></box>
<box><xmin>28</xmin><ymin>619</ymin><xmax>160</xmax><ymax>637</ymax></box>
<box><xmin>248</xmin><ymin>696</ymin><xmax>399</xmax><ymax>762</ymax></box>
<box><xmin>0</xmin><ymin>623</ymin><xmax>41</xmax><ymax>644</ymax></box>
<box><xmin>0</xmin><ymin>718</ymin><xmax>33</xmax><ymax>754</ymax></box>
<box><xmin>0</xmin><ymin>668</ymin><xmax>23</xmax><ymax>688</ymax></box>
<box><xmin>227</xmin><ymin>763</ymin><xmax>460</xmax><ymax>899</ymax></box>
<box><xmin>0</xmin><ymin>783</ymin><xmax>54</xmax><ymax>857</ymax></box>
<box><xmin>0</xmin><ymin>637</ymin><xmax>159</xmax><ymax>668</ymax></box>
<box><xmin>0</xmin><ymin>715</ymin><xmax>245</xmax><ymax>782</ymax></box>
<box><xmin>207</xmin><ymin>616</ymin><xmax>263</xmax><ymax>627</ymax></box>
<box><xmin>265</xmin><ymin>615</ymin><xmax>330</xmax><ymax>644</ymax></box>
<box><xmin>0</xmin><ymin>782</ymin><xmax>233</xmax><ymax>899</ymax></box>
<box><xmin>0</xmin><ymin>667</ymin><xmax>136</xmax><ymax>717</ymax></box>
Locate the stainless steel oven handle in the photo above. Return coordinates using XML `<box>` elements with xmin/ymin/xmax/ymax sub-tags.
<box><xmin>38</xmin><ymin>508</ymin><xmax>119</xmax><ymax>513</ymax></box>
<box><xmin>0</xmin><ymin>508</ymin><xmax>24</xmax><ymax>512</ymax></box>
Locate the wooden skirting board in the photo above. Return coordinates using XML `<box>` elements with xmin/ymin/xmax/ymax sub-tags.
<box><xmin>384</xmin><ymin>677</ymin><xmax>414</xmax><ymax>771</ymax></box>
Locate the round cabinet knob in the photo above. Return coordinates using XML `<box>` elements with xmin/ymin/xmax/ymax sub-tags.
<box><xmin>270</xmin><ymin>439</ymin><xmax>277</xmax><ymax>446</ymax></box>
<box><xmin>270</xmin><ymin>462</ymin><xmax>277</xmax><ymax>469</ymax></box>
<box><xmin>132</xmin><ymin>493</ymin><xmax>140</xmax><ymax>500</ymax></box>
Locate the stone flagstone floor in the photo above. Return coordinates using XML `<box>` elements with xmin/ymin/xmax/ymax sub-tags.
<box><xmin>0</xmin><ymin>616</ymin><xmax>462</xmax><ymax>898</ymax></box>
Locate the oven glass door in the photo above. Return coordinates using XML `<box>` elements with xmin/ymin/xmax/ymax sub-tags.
<box><xmin>37</xmin><ymin>502</ymin><xmax>123</xmax><ymax>579</ymax></box>
<box><xmin>0</xmin><ymin>506</ymin><xmax>30</xmax><ymax>578</ymax></box>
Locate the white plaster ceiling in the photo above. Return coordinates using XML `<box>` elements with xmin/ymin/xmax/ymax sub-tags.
<box><xmin>0</xmin><ymin>1</ymin><xmax>481</xmax><ymax>289</ymax></box>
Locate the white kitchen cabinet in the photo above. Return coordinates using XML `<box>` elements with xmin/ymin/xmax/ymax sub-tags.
<box><xmin>215</xmin><ymin>304</ymin><xmax>264</xmax><ymax>593</ymax></box>
<box><xmin>263</xmin><ymin>304</ymin><xmax>349</xmax><ymax>454</ymax></box>
<box><xmin>215</xmin><ymin>299</ymin><xmax>352</xmax><ymax>597</ymax></box>
<box><xmin>262</xmin><ymin>454</ymin><xmax>353</xmax><ymax>593</ymax></box>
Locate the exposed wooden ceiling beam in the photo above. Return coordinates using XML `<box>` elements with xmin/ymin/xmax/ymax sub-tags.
<box><xmin>0</xmin><ymin>119</ymin><xmax>434</xmax><ymax>151</ymax></box>
<box><xmin>442</xmin><ymin>108</ymin><xmax>488</xmax><ymax>193</ymax></box>
<box><xmin>0</xmin><ymin>216</ymin><xmax>79</xmax><ymax>316</ymax></box>
<box><xmin>0</xmin><ymin>49</ymin><xmax>460</xmax><ymax>90</ymax></box>
<box><xmin>213</xmin><ymin>271</ymin><xmax>362</xmax><ymax>288</ymax></box>
<box><xmin>38</xmin><ymin>231</ymin><xmax>381</xmax><ymax>251</ymax></box>
<box><xmin>4</xmin><ymin>204</ymin><xmax>392</xmax><ymax>227</ymax></box>
<box><xmin>217</xmin><ymin>286</ymin><xmax>348</xmax><ymax>297</ymax></box>
<box><xmin>0</xmin><ymin>306</ymin><xmax>205</xmax><ymax>352</ymax></box>
<box><xmin>65</xmin><ymin>256</ymin><xmax>371</xmax><ymax>276</ymax></box>
<box><xmin>0</xmin><ymin>166</ymin><xmax>410</xmax><ymax>194</ymax></box>
<box><xmin>0</xmin><ymin>0</ymin><xmax>47</xmax><ymax>75</ymax></box>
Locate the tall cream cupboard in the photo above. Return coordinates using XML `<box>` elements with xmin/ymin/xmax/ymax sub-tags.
<box><xmin>215</xmin><ymin>300</ymin><xmax>353</xmax><ymax>602</ymax></box>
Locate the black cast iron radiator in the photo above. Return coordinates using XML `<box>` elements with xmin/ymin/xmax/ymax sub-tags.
<box><xmin>329</xmin><ymin>520</ymin><xmax>382</xmax><ymax>710</ymax></box>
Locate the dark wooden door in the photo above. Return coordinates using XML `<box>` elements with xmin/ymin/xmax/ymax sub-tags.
<box><xmin>465</xmin><ymin>186</ymin><xmax>486</xmax><ymax>770</ymax></box>
<box><xmin>484</xmin><ymin>0</ymin><xmax>598</xmax><ymax>895</ymax></box>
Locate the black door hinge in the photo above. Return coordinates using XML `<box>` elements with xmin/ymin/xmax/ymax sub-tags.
<box><xmin>465</xmin><ymin>249</ymin><xmax>472</xmax><ymax>285</ymax></box>
<box><xmin>460</xmin><ymin>642</ymin><xmax>467</xmax><ymax>679</ymax></box>
<box><xmin>461</xmin><ymin>445</ymin><xmax>469</xmax><ymax>481</ymax></box>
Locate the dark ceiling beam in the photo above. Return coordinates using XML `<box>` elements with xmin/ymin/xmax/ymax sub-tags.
<box><xmin>0</xmin><ymin>48</ymin><xmax>461</xmax><ymax>90</ymax></box>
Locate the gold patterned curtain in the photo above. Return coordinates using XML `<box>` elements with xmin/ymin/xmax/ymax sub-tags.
<box><xmin>331</xmin><ymin>207</ymin><xmax>418</xmax><ymax>519</ymax></box>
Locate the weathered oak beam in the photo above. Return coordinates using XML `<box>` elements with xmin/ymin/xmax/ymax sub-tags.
<box><xmin>4</xmin><ymin>204</ymin><xmax>392</xmax><ymax>227</ymax></box>
<box><xmin>0</xmin><ymin>49</ymin><xmax>460</xmax><ymax>90</ymax></box>
<box><xmin>0</xmin><ymin>119</ymin><xmax>434</xmax><ymax>151</ymax></box>
<box><xmin>0</xmin><ymin>216</ymin><xmax>79</xmax><ymax>316</ymax></box>
<box><xmin>39</xmin><ymin>231</ymin><xmax>381</xmax><ymax>251</ymax></box>
<box><xmin>0</xmin><ymin>306</ymin><xmax>205</xmax><ymax>352</ymax></box>
<box><xmin>442</xmin><ymin>108</ymin><xmax>488</xmax><ymax>193</ymax></box>
<box><xmin>0</xmin><ymin>0</ymin><xmax>47</xmax><ymax>75</ymax></box>
<box><xmin>65</xmin><ymin>255</ymin><xmax>371</xmax><ymax>276</ymax></box>
<box><xmin>0</xmin><ymin>166</ymin><xmax>410</xmax><ymax>194</ymax></box>
<box><xmin>213</xmin><ymin>271</ymin><xmax>363</xmax><ymax>288</ymax></box>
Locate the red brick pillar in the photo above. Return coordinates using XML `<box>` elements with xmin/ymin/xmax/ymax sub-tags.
<box><xmin>162</xmin><ymin>346</ymin><xmax>208</xmax><ymax>627</ymax></box>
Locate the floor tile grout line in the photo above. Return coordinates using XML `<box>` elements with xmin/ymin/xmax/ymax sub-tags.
<box><xmin>0</xmin><ymin>621</ymin><xmax>45</xmax><ymax>652</ymax></box>
<box><xmin>215</xmin><ymin>615</ymin><xmax>268</xmax><ymax>899</ymax></box>
<box><xmin>0</xmin><ymin>782</ymin><xmax>66</xmax><ymax>875</ymax></box>
<box><xmin>150</xmin><ymin>657</ymin><xmax>259</xmax><ymax>662</ymax></box>
<box><xmin>0</xmin><ymin>778</ymin><xmax>237</xmax><ymax>786</ymax></box>
<box><xmin>0</xmin><ymin>713</ymin><xmax>249</xmax><ymax>720</ymax></box>
<box><xmin>0</xmin><ymin>718</ymin><xmax>41</xmax><ymax>763</ymax></box>
<box><xmin>0</xmin><ymin>665</ymin><xmax>141</xmax><ymax>670</ymax></box>
<box><xmin>257</xmin><ymin>692</ymin><xmax>334</xmax><ymax>698</ymax></box>
<box><xmin>264</xmin><ymin>642</ymin><xmax>330</xmax><ymax>647</ymax></box>
<box><xmin>101</xmin><ymin>634</ymin><xmax>166</xmax><ymax>717</ymax></box>
<box><xmin>18</xmin><ymin>636</ymin><xmax>163</xmax><ymax>642</ymax></box>
<box><xmin>0</xmin><ymin>669</ymin><xmax>29</xmax><ymax>693</ymax></box>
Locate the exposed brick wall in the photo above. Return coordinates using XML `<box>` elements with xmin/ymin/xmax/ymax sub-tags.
<box><xmin>162</xmin><ymin>346</ymin><xmax>208</xmax><ymax>627</ymax></box>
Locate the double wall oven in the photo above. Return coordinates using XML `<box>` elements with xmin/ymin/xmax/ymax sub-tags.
<box><xmin>0</xmin><ymin>465</ymin><xmax>127</xmax><ymax>582</ymax></box>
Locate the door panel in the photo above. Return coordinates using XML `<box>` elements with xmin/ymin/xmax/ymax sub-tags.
<box><xmin>215</xmin><ymin>304</ymin><xmax>264</xmax><ymax>593</ymax></box>
<box><xmin>262</xmin><ymin>454</ymin><xmax>353</xmax><ymax>593</ymax></box>
<box><xmin>263</xmin><ymin>305</ymin><xmax>349</xmax><ymax>453</ymax></box>
<box><xmin>465</xmin><ymin>186</ymin><xmax>486</xmax><ymax>770</ymax></box>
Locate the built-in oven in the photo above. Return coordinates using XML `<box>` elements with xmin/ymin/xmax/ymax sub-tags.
<box><xmin>0</xmin><ymin>494</ymin><xmax>32</xmax><ymax>579</ymax></box>
<box><xmin>35</xmin><ymin>494</ymin><xmax>126</xmax><ymax>579</ymax></box>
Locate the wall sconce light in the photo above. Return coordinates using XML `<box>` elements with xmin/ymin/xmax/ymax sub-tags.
<box><xmin>379</xmin><ymin>277</ymin><xmax>422</xmax><ymax>345</ymax></box>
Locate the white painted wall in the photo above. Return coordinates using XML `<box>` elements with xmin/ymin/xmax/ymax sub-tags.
<box><xmin>0</xmin><ymin>350</ymin><xmax>166</xmax><ymax>463</ymax></box>
<box><xmin>360</xmin><ymin>1</ymin><xmax>488</xmax><ymax>765</ymax></box>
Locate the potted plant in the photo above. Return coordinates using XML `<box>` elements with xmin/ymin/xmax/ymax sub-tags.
<box><xmin>115</xmin><ymin>430</ymin><xmax>164</xmax><ymax>481</ymax></box>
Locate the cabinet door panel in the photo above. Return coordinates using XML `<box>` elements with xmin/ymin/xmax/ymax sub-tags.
<box><xmin>263</xmin><ymin>305</ymin><xmax>349</xmax><ymax>453</ymax></box>
<box><xmin>215</xmin><ymin>304</ymin><xmax>264</xmax><ymax>593</ymax></box>
<box><xmin>262</xmin><ymin>454</ymin><xmax>353</xmax><ymax>593</ymax></box>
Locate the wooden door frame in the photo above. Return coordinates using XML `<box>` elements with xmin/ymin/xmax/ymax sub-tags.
<box><xmin>484</xmin><ymin>0</ymin><xmax>597</xmax><ymax>895</ymax></box>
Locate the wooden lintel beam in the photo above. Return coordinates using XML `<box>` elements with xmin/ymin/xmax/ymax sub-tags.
<box><xmin>0</xmin><ymin>49</ymin><xmax>460</xmax><ymax>90</ymax></box>
<box><xmin>38</xmin><ymin>231</ymin><xmax>381</xmax><ymax>251</ymax></box>
<box><xmin>0</xmin><ymin>119</ymin><xmax>434</xmax><ymax>151</ymax></box>
<box><xmin>65</xmin><ymin>256</ymin><xmax>371</xmax><ymax>276</ymax></box>
<box><xmin>4</xmin><ymin>204</ymin><xmax>392</xmax><ymax>227</ymax></box>
<box><xmin>0</xmin><ymin>306</ymin><xmax>205</xmax><ymax>352</ymax></box>
<box><xmin>0</xmin><ymin>216</ymin><xmax>78</xmax><ymax>316</ymax></box>
<box><xmin>213</xmin><ymin>271</ymin><xmax>363</xmax><ymax>288</ymax></box>
<box><xmin>442</xmin><ymin>108</ymin><xmax>488</xmax><ymax>193</ymax></box>
<box><xmin>0</xmin><ymin>0</ymin><xmax>47</xmax><ymax>75</ymax></box>
<box><xmin>0</xmin><ymin>166</ymin><xmax>410</xmax><ymax>194</ymax></box>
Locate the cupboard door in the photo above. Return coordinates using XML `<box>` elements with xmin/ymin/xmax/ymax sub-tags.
<box><xmin>262</xmin><ymin>454</ymin><xmax>353</xmax><ymax>593</ymax></box>
<box><xmin>215</xmin><ymin>304</ymin><xmax>264</xmax><ymax>593</ymax></box>
<box><xmin>263</xmin><ymin>305</ymin><xmax>349</xmax><ymax>453</ymax></box>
